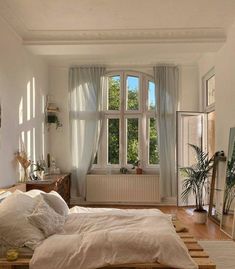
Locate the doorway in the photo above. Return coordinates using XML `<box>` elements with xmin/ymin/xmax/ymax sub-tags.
<box><xmin>177</xmin><ymin>111</ymin><xmax>207</xmax><ymax>206</ymax></box>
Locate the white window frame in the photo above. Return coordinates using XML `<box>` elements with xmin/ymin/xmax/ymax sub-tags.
<box><xmin>92</xmin><ymin>70</ymin><xmax>159</xmax><ymax>172</ymax></box>
<box><xmin>203</xmin><ymin>68</ymin><xmax>215</xmax><ymax>113</ymax></box>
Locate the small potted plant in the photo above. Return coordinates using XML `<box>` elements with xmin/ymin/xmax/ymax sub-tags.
<box><xmin>120</xmin><ymin>167</ymin><xmax>128</xmax><ymax>174</ymax></box>
<box><xmin>47</xmin><ymin>114</ymin><xmax>62</xmax><ymax>129</ymax></box>
<box><xmin>180</xmin><ymin>144</ymin><xmax>214</xmax><ymax>224</ymax></box>
<box><xmin>31</xmin><ymin>161</ymin><xmax>45</xmax><ymax>180</ymax></box>
<box><xmin>132</xmin><ymin>159</ymin><xmax>143</xmax><ymax>174</ymax></box>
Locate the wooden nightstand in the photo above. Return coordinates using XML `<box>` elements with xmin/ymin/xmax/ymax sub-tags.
<box><xmin>26</xmin><ymin>173</ymin><xmax>71</xmax><ymax>206</ymax></box>
<box><xmin>0</xmin><ymin>257</ymin><xmax>30</xmax><ymax>268</ymax></box>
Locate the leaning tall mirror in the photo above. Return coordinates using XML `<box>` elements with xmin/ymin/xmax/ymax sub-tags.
<box><xmin>208</xmin><ymin>154</ymin><xmax>226</xmax><ymax>224</ymax></box>
<box><xmin>221</xmin><ymin>127</ymin><xmax>235</xmax><ymax>238</ymax></box>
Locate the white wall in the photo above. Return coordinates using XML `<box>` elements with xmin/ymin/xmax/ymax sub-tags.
<box><xmin>179</xmin><ymin>65</ymin><xmax>199</xmax><ymax>111</ymax></box>
<box><xmin>215</xmin><ymin>25</ymin><xmax>235</xmax><ymax>154</ymax></box>
<box><xmin>0</xmin><ymin>18</ymin><xmax>48</xmax><ymax>188</ymax></box>
<box><xmin>198</xmin><ymin>24</ymin><xmax>235</xmax><ymax>155</ymax></box>
<box><xmin>47</xmin><ymin>67</ymin><xmax>71</xmax><ymax>173</ymax></box>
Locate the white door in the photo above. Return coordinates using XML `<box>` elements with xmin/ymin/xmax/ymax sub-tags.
<box><xmin>177</xmin><ymin>111</ymin><xmax>207</xmax><ymax>206</ymax></box>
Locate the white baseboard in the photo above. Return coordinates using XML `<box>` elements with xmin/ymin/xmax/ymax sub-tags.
<box><xmin>161</xmin><ymin>196</ymin><xmax>177</xmax><ymax>205</ymax></box>
<box><xmin>70</xmin><ymin>196</ymin><xmax>177</xmax><ymax>206</ymax></box>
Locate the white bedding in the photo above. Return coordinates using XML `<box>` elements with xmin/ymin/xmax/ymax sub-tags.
<box><xmin>30</xmin><ymin>207</ymin><xmax>198</xmax><ymax>269</ymax></box>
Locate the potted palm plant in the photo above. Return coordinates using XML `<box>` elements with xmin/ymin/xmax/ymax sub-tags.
<box><xmin>180</xmin><ymin>144</ymin><xmax>214</xmax><ymax>224</ymax></box>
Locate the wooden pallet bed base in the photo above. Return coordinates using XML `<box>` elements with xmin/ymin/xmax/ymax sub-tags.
<box><xmin>0</xmin><ymin>233</ymin><xmax>216</xmax><ymax>269</ymax></box>
<box><xmin>101</xmin><ymin>233</ymin><xmax>215</xmax><ymax>269</ymax></box>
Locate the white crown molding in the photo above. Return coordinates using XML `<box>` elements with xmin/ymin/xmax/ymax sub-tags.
<box><xmin>22</xmin><ymin>28</ymin><xmax>226</xmax><ymax>45</ymax></box>
<box><xmin>0</xmin><ymin>1</ymin><xmax>227</xmax><ymax>45</ymax></box>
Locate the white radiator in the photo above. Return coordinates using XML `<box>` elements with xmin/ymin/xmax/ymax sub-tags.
<box><xmin>86</xmin><ymin>174</ymin><xmax>160</xmax><ymax>203</ymax></box>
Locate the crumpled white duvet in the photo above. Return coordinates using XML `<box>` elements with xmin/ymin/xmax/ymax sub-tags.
<box><xmin>30</xmin><ymin>207</ymin><xmax>198</xmax><ymax>269</ymax></box>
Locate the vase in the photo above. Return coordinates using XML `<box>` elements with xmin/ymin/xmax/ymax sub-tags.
<box><xmin>136</xmin><ymin>167</ymin><xmax>143</xmax><ymax>174</ymax></box>
<box><xmin>22</xmin><ymin>167</ymin><xmax>29</xmax><ymax>182</ymax></box>
<box><xmin>193</xmin><ymin>210</ymin><xmax>207</xmax><ymax>224</ymax></box>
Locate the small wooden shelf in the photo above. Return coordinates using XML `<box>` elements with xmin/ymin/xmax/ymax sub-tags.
<box><xmin>46</xmin><ymin>108</ymin><xmax>59</xmax><ymax>113</ymax></box>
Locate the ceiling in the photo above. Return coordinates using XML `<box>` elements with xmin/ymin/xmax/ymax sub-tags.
<box><xmin>1</xmin><ymin>0</ymin><xmax>235</xmax><ymax>66</ymax></box>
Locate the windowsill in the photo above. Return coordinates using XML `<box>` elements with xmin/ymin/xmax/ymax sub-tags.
<box><xmin>89</xmin><ymin>167</ymin><xmax>160</xmax><ymax>175</ymax></box>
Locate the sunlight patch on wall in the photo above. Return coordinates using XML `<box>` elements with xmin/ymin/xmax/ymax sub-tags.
<box><xmin>19</xmin><ymin>132</ymin><xmax>25</xmax><ymax>180</ymax></box>
<box><xmin>27</xmin><ymin>130</ymin><xmax>31</xmax><ymax>160</ymax></box>
<box><xmin>19</xmin><ymin>97</ymin><xmax>23</xmax><ymax>125</ymax></box>
<box><xmin>27</xmin><ymin>81</ymin><xmax>31</xmax><ymax>121</ymax></box>
<box><xmin>42</xmin><ymin>94</ymin><xmax>45</xmax><ymax>114</ymax></box>
<box><xmin>33</xmin><ymin>127</ymin><xmax>36</xmax><ymax>162</ymax></box>
<box><xmin>32</xmin><ymin>77</ymin><xmax>36</xmax><ymax>119</ymax></box>
<box><xmin>42</xmin><ymin>122</ymin><xmax>45</xmax><ymax>159</ymax></box>
<box><xmin>20</xmin><ymin>131</ymin><xmax>25</xmax><ymax>146</ymax></box>
<box><xmin>17</xmin><ymin>77</ymin><xmax>46</xmax><ymax>181</ymax></box>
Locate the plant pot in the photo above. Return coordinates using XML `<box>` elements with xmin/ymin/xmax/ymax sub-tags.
<box><xmin>136</xmin><ymin>167</ymin><xmax>143</xmax><ymax>174</ymax></box>
<box><xmin>193</xmin><ymin>210</ymin><xmax>207</xmax><ymax>224</ymax></box>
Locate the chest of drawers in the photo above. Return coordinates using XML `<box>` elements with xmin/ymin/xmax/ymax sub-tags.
<box><xmin>26</xmin><ymin>174</ymin><xmax>71</xmax><ymax>205</ymax></box>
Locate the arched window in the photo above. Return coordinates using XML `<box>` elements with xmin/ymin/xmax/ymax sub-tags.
<box><xmin>94</xmin><ymin>71</ymin><xmax>159</xmax><ymax>170</ymax></box>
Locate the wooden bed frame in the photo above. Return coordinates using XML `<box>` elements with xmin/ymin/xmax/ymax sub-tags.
<box><xmin>0</xmin><ymin>186</ymin><xmax>215</xmax><ymax>268</ymax></box>
<box><xmin>0</xmin><ymin>232</ymin><xmax>216</xmax><ymax>269</ymax></box>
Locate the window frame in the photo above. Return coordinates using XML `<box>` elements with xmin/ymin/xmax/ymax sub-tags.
<box><xmin>203</xmin><ymin>68</ymin><xmax>215</xmax><ymax>113</ymax></box>
<box><xmin>92</xmin><ymin>70</ymin><xmax>159</xmax><ymax>172</ymax></box>
<box><xmin>202</xmin><ymin>68</ymin><xmax>216</xmax><ymax>160</ymax></box>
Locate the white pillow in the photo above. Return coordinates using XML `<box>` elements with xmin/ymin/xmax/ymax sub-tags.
<box><xmin>41</xmin><ymin>191</ymin><xmax>69</xmax><ymax>216</ymax></box>
<box><xmin>0</xmin><ymin>191</ymin><xmax>12</xmax><ymax>203</ymax></box>
<box><xmin>0</xmin><ymin>192</ymin><xmax>45</xmax><ymax>249</ymax></box>
<box><xmin>24</xmin><ymin>189</ymin><xmax>45</xmax><ymax>198</ymax></box>
<box><xmin>28</xmin><ymin>198</ymin><xmax>65</xmax><ymax>237</ymax></box>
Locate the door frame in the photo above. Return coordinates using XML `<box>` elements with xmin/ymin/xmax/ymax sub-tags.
<box><xmin>176</xmin><ymin>111</ymin><xmax>208</xmax><ymax>206</ymax></box>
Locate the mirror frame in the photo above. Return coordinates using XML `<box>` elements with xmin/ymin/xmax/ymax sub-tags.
<box><xmin>208</xmin><ymin>155</ymin><xmax>226</xmax><ymax>224</ymax></box>
<box><xmin>220</xmin><ymin>127</ymin><xmax>235</xmax><ymax>238</ymax></box>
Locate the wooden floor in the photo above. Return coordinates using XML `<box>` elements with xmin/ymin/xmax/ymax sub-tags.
<box><xmin>159</xmin><ymin>206</ymin><xmax>229</xmax><ymax>240</ymax></box>
<box><xmin>80</xmin><ymin>204</ymin><xmax>230</xmax><ymax>240</ymax></box>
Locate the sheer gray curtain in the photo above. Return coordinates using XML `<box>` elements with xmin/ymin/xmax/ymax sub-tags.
<box><xmin>153</xmin><ymin>65</ymin><xmax>179</xmax><ymax>198</ymax></box>
<box><xmin>69</xmin><ymin>66</ymin><xmax>106</xmax><ymax>199</ymax></box>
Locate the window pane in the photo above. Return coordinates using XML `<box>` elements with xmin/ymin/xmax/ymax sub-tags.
<box><xmin>127</xmin><ymin>118</ymin><xmax>139</xmax><ymax>164</ymax></box>
<box><xmin>149</xmin><ymin>118</ymin><xmax>159</xmax><ymax>165</ymax></box>
<box><xmin>108</xmin><ymin>118</ymin><xmax>119</xmax><ymax>164</ymax></box>
<box><xmin>148</xmin><ymin>81</ymin><xmax>156</xmax><ymax>110</ymax></box>
<box><xmin>108</xmin><ymin>76</ymin><xmax>120</xmax><ymax>110</ymax></box>
<box><xmin>127</xmin><ymin>76</ymin><xmax>139</xmax><ymax>110</ymax></box>
<box><xmin>207</xmin><ymin>75</ymin><xmax>215</xmax><ymax>106</ymax></box>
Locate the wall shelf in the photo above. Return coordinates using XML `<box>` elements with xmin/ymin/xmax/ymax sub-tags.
<box><xmin>45</xmin><ymin>96</ymin><xmax>62</xmax><ymax>129</ymax></box>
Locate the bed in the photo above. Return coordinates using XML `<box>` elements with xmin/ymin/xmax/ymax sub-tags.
<box><xmin>0</xmin><ymin>190</ymin><xmax>215</xmax><ymax>269</ymax></box>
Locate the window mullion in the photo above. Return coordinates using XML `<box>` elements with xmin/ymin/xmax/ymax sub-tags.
<box><xmin>120</xmin><ymin>72</ymin><xmax>125</xmax><ymax>167</ymax></box>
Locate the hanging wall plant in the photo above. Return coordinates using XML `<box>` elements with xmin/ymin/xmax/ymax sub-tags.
<box><xmin>47</xmin><ymin>114</ymin><xmax>62</xmax><ymax>129</ymax></box>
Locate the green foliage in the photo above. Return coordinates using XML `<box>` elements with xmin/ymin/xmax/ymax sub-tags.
<box><xmin>149</xmin><ymin>118</ymin><xmax>159</xmax><ymax>164</ymax></box>
<box><xmin>108</xmin><ymin>77</ymin><xmax>120</xmax><ymax>110</ymax></box>
<box><xmin>108</xmin><ymin>118</ymin><xmax>119</xmax><ymax>164</ymax></box>
<box><xmin>223</xmin><ymin>155</ymin><xmax>235</xmax><ymax>214</ymax></box>
<box><xmin>108</xmin><ymin>77</ymin><xmax>159</xmax><ymax>166</ymax></box>
<box><xmin>127</xmin><ymin>118</ymin><xmax>138</xmax><ymax>164</ymax></box>
<box><xmin>180</xmin><ymin>144</ymin><xmax>214</xmax><ymax>211</ymax></box>
<box><xmin>127</xmin><ymin>90</ymin><xmax>138</xmax><ymax>110</ymax></box>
